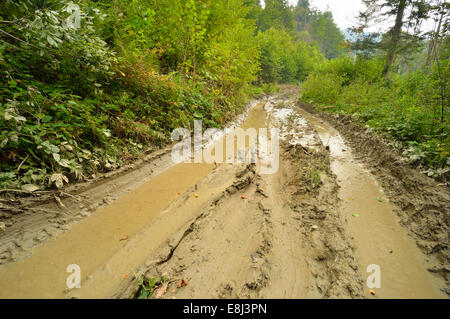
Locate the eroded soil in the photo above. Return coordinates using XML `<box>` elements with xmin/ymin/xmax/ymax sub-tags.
<box><xmin>0</xmin><ymin>86</ymin><xmax>448</xmax><ymax>299</ymax></box>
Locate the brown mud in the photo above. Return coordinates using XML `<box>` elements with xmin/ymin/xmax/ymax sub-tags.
<box><xmin>0</xmin><ymin>86</ymin><xmax>448</xmax><ymax>298</ymax></box>
<box><xmin>299</xmin><ymin>101</ymin><xmax>449</xmax><ymax>294</ymax></box>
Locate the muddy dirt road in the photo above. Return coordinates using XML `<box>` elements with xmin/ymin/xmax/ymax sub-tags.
<box><xmin>0</xmin><ymin>86</ymin><xmax>448</xmax><ymax>299</ymax></box>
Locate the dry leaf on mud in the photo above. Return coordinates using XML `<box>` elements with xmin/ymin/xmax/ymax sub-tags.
<box><xmin>119</xmin><ymin>235</ymin><xmax>128</xmax><ymax>241</ymax></box>
<box><xmin>21</xmin><ymin>184</ymin><xmax>39</xmax><ymax>192</ymax></box>
<box><xmin>154</xmin><ymin>281</ymin><xmax>168</xmax><ymax>299</ymax></box>
<box><xmin>177</xmin><ymin>279</ymin><xmax>187</xmax><ymax>288</ymax></box>
<box><xmin>241</xmin><ymin>195</ymin><xmax>248</xmax><ymax>199</ymax></box>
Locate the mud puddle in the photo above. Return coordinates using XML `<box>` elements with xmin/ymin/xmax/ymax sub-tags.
<box><xmin>0</xmin><ymin>162</ymin><xmax>217</xmax><ymax>298</ymax></box>
<box><xmin>294</xmin><ymin>104</ymin><xmax>446</xmax><ymax>298</ymax></box>
<box><xmin>0</xmin><ymin>87</ymin><xmax>447</xmax><ymax>299</ymax></box>
<box><xmin>0</xmin><ymin>97</ymin><xmax>270</xmax><ymax>298</ymax></box>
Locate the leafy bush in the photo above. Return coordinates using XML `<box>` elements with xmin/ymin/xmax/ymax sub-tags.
<box><xmin>301</xmin><ymin>56</ymin><xmax>449</xmax><ymax>171</ymax></box>
<box><xmin>256</xmin><ymin>27</ymin><xmax>324</xmax><ymax>84</ymax></box>
<box><xmin>0</xmin><ymin>0</ymin><xmax>261</xmax><ymax>189</ymax></box>
<box><xmin>301</xmin><ymin>73</ymin><xmax>343</xmax><ymax>104</ymax></box>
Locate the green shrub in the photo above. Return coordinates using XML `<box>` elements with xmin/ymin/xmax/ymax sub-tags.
<box><xmin>300</xmin><ymin>56</ymin><xmax>449</xmax><ymax>171</ymax></box>
<box><xmin>301</xmin><ymin>73</ymin><xmax>343</xmax><ymax>104</ymax></box>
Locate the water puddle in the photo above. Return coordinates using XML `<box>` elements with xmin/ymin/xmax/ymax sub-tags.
<box><xmin>295</xmin><ymin>107</ymin><xmax>446</xmax><ymax>298</ymax></box>
<box><xmin>0</xmin><ymin>99</ymin><xmax>269</xmax><ymax>298</ymax></box>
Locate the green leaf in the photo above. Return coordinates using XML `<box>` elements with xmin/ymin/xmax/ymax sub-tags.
<box><xmin>137</xmin><ymin>288</ymin><xmax>150</xmax><ymax>299</ymax></box>
<box><xmin>8</xmin><ymin>81</ymin><xmax>18</xmax><ymax>88</ymax></box>
<box><xmin>41</xmin><ymin>115</ymin><xmax>53</xmax><ymax>123</ymax></box>
<box><xmin>53</xmin><ymin>153</ymin><xmax>61</xmax><ymax>162</ymax></box>
<box><xmin>46</xmin><ymin>35</ymin><xmax>58</xmax><ymax>47</ymax></box>
<box><xmin>193</xmin><ymin>111</ymin><xmax>202</xmax><ymax>119</ymax></box>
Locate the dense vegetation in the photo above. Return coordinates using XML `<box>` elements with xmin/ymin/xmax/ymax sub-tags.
<box><xmin>301</xmin><ymin>0</ymin><xmax>449</xmax><ymax>177</ymax></box>
<box><xmin>0</xmin><ymin>0</ymin><xmax>344</xmax><ymax>189</ymax></box>
<box><xmin>0</xmin><ymin>0</ymin><xmax>448</xmax><ymax>189</ymax></box>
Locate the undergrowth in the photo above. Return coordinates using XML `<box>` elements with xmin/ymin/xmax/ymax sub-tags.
<box><xmin>301</xmin><ymin>56</ymin><xmax>449</xmax><ymax>177</ymax></box>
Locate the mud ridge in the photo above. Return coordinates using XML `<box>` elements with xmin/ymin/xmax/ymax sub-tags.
<box><xmin>0</xmin><ymin>146</ymin><xmax>175</xmax><ymax>265</ymax></box>
<box><xmin>113</xmin><ymin>164</ymin><xmax>273</xmax><ymax>299</ymax></box>
<box><xmin>279</xmin><ymin>138</ymin><xmax>365</xmax><ymax>298</ymax></box>
<box><xmin>298</xmin><ymin>101</ymin><xmax>450</xmax><ymax>289</ymax></box>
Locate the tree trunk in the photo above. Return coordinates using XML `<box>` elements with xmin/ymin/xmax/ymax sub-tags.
<box><xmin>426</xmin><ymin>10</ymin><xmax>444</xmax><ymax>70</ymax></box>
<box><xmin>382</xmin><ymin>0</ymin><xmax>407</xmax><ymax>79</ymax></box>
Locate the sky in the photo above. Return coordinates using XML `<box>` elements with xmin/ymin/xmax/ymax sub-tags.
<box><xmin>289</xmin><ymin>0</ymin><xmax>366</xmax><ymax>31</ymax></box>
<box><xmin>286</xmin><ymin>0</ymin><xmax>435</xmax><ymax>33</ymax></box>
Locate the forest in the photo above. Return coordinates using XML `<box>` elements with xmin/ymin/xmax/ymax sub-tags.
<box><xmin>0</xmin><ymin>0</ymin><xmax>448</xmax><ymax>190</ymax></box>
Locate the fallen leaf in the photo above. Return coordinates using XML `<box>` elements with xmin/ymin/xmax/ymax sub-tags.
<box><xmin>120</xmin><ymin>235</ymin><xmax>129</xmax><ymax>241</ymax></box>
<box><xmin>241</xmin><ymin>195</ymin><xmax>248</xmax><ymax>200</ymax></box>
<box><xmin>154</xmin><ymin>281</ymin><xmax>168</xmax><ymax>299</ymax></box>
<box><xmin>177</xmin><ymin>279</ymin><xmax>187</xmax><ymax>288</ymax></box>
<box><xmin>21</xmin><ymin>184</ymin><xmax>39</xmax><ymax>192</ymax></box>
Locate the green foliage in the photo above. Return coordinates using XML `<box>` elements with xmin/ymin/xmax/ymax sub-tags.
<box><xmin>301</xmin><ymin>56</ymin><xmax>450</xmax><ymax>171</ymax></box>
<box><xmin>256</xmin><ymin>28</ymin><xmax>324</xmax><ymax>83</ymax></box>
<box><xmin>0</xmin><ymin>0</ymin><xmax>262</xmax><ymax>189</ymax></box>
<box><xmin>301</xmin><ymin>73</ymin><xmax>343</xmax><ymax>104</ymax></box>
<box><xmin>135</xmin><ymin>274</ymin><xmax>156</xmax><ymax>299</ymax></box>
<box><xmin>0</xmin><ymin>0</ymin><xmax>356</xmax><ymax>190</ymax></box>
<box><xmin>257</xmin><ymin>0</ymin><xmax>296</xmax><ymax>32</ymax></box>
<box><xmin>309</xmin><ymin>11</ymin><xmax>346</xmax><ymax>59</ymax></box>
